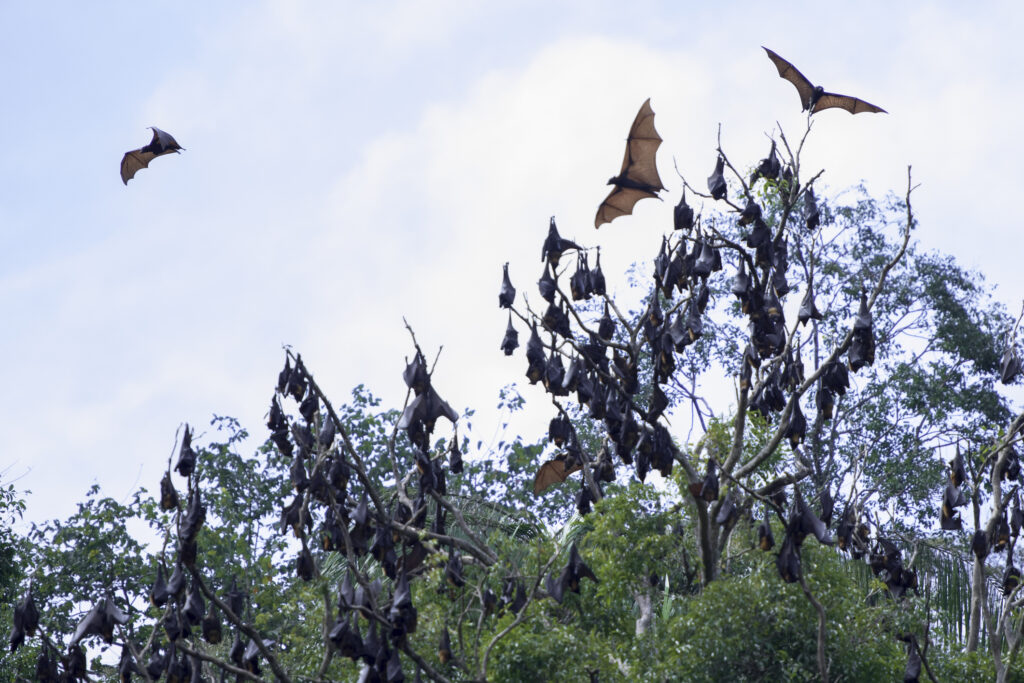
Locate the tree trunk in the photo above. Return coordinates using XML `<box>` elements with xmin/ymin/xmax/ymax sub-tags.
<box><xmin>634</xmin><ymin>589</ymin><xmax>653</xmax><ymax>636</ymax></box>
<box><xmin>967</xmin><ymin>557</ymin><xmax>984</xmax><ymax>652</ymax></box>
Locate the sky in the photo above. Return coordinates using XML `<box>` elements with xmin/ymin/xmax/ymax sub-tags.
<box><xmin>1</xmin><ymin>1</ymin><xmax>1022</xmax><ymax>528</ymax></box>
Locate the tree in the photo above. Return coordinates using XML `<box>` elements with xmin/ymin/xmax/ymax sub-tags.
<box><xmin>7</xmin><ymin>95</ymin><xmax>1024</xmax><ymax>683</ymax></box>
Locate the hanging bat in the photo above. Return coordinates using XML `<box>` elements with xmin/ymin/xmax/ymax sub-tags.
<box><xmin>762</xmin><ymin>47</ymin><xmax>886</xmax><ymax>115</ymax></box>
<box><xmin>595</xmin><ymin>98</ymin><xmax>665</xmax><ymax>228</ymax></box>
<box><xmin>533</xmin><ymin>455</ymin><xmax>582</xmax><ymax>495</ymax></box>
<box><xmin>438</xmin><ymin>626</ymin><xmax>452</xmax><ymax>664</ymax></box>
<box><xmin>120</xmin><ymin>127</ymin><xmax>184</xmax><ymax>184</ymax></box>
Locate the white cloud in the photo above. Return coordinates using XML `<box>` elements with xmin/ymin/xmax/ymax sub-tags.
<box><xmin>4</xmin><ymin>0</ymin><xmax>1023</xmax><ymax>529</ymax></box>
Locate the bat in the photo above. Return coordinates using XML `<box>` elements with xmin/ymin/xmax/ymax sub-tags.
<box><xmin>707</xmin><ymin>156</ymin><xmax>726</xmax><ymax>200</ymax></box>
<box><xmin>328</xmin><ymin>615</ymin><xmax>364</xmax><ymax>660</ymax></box>
<box><xmin>595</xmin><ymin>98</ymin><xmax>665</xmax><ymax>228</ymax></box>
<box><xmin>533</xmin><ymin>455</ymin><xmax>582</xmax><ymax>495</ymax></box>
<box><xmin>972</xmin><ymin>529</ymin><xmax>990</xmax><ymax>560</ymax></box>
<box><xmin>541</xmin><ymin>217</ymin><xmax>580</xmax><ymax>266</ymax></box>
<box><xmin>798</xmin><ymin>281</ymin><xmax>823</xmax><ymax>326</ymax></box>
<box><xmin>805</xmin><ymin>188</ymin><xmax>821</xmax><ymax>230</ymax></box>
<box><xmin>715</xmin><ymin>492</ymin><xmax>738</xmax><ymax>526</ymax></box>
<box><xmin>1004</xmin><ymin>560</ymin><xmax>1021</xmax><ymax>596</ymax></box>
<box><xmin>949</xmin><ymin>447</ymin><xmax>967</xmax><ymax>487</ymax></box>
<box><xmin>688</xmin><ymin>459</ymin><xmax>719</xmax><ymax>502</ymax></box>
<box><xmin>202</xmin><ymin>603</ymin><xmax>222</xmax><ymax>644</ymax></box>
<box><xmin>903</xmin><ymin>636</ymin><xmax>922</xmax><ymax>682</ymax></box>
<box><xmin>547</xmin><ymin>544</ymin><xmax>598</xmax><ymax>603</ymax></box>
<box><xmin>757</xmin><ymin>508</ymin><xmax>775</xmax><ymax>551</ymax></box>
<box><xmin>674</xmin><ymin>188</ymin><xmax>695</xmax><ymax>232</ymax></box>
<box><xmin>180</xmin><ymin>489</ymin><xmax>206</xmax><ymax>543</ymax></box>
<box><xmin>750</xmin><ymin>140</ymin><xmax>781</xmax><ymax>185</ymax></box>
<box><xmin>448</xmin><ymin>433</ymin><xmax>463</xmax><ymax>474</ymax></box>
<box><xmin>120</xmin><ymin>127</ymin><xmax>184</xmax><ymax>184</ymax></box>
<box><xmin>1012</xmin><ymin>495</ymin><xmax>1024</xmax><ymax>538</ymax></box>
<box><xmin>388</xmin><ymin>571</ymin><xmax>417</xmax><ymax>641</ymax></box>
<box><xmin>739</xmin><ymin>198</ymin><xmax>762</xmax><ymax>226</ymax></box>
<box><xmin>590</xmin><ymin>249</ymin><xmax>607</xmax><ymax>295</ymax></box>
<box><xmin>849</xmin><ymin>291</ymin><xmax>875</xmax><ymax>372</ymax></box>
<box><xmin>776</xmin><ymin>534</ymin><xmax>801</xmax><ymax>583</ymax></box>
<box><xmin>763</xmin><ymin>47</ymin><xmax>887</xmax><ymax>115</ymax></box>
<box><xmin>1001</xmin><ymin>345</ymin><xmax>1022</xmax><ymax>385</ymax></box>
<box><xmin>789</xmin><ymin>487</ymin><xmax>834</xmax><ymax>546</ymax></box>
<box><xmin>438</xmin><ymin>626</ymin><xmax>452</xmax><ymax>664</ymax></box>
<box><xmin>37</xmin><ymin>646</ymin><xmax>59</xmax><ymax>681</ymax></box>
<box><xmin>993</xmin><ymin>513</ymin><xmax>1011</xmax><ymax>552</ymax></box>
<box><xmin>167</xmin><ymin>562</ymin><xmax>186</xmax><ymax>598</ymax></box>
<box><xmin>71</xmin><ymin>595</ymin><xmax>128</xmax><ymax>645</ymax></box>
<box><xmin>118</xmin><ymin>647</ymin><xmax>143</xmax><ymax>680</ymax></box>
<box><xmin>387</xmin><ymin>650</ymin><xmax>405</xmax><ymax>680</ymax></box>
<box><xmin>8</xmin><ymin>586</ymin><xmax>38</xmax><ymax>652</ymax></box>
<box><xmin>499</xmin><ymin>263</ymin><xmax>516</xmax><ymax>308</ymax></box>
<box><xmin>159</xmin><ymin>472</ymin><xmax>179</xmax><ymax>510</ymax></box>
<box><xmin>297</xmin><ymin>546</ymin><xmax>315</xmax><ymax>581</ymax></box>
<box><xmin>175</xmin><ymin>424</ymin><xmax>196</xmax><ymax>476</ymax></box>
<box><xmin>500</xmin><ymin>577</ymin><xmax>528</xmax><ymax>614</ymax></box>
<box><xmin>445</xmin><ymin>550</ymin><xmax>465</xmax><ymax>588</ymax></box>
<box><xmin>184</xmin><ymin>582</ymin><xmax>205</xmax><ymax>625</ymax></box>
<box><xmin>67</xmin><ymin>644</ymin><xmax>87</xmax><ymax>679</ymax></box>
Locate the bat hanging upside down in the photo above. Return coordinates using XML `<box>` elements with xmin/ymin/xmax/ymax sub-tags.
<box><xmin>762</xmin><ymin>47</ymin><xmax>887</xmax><ymax>115</ymax></box>
<box><xmin>120</xmin><ymin>127</ymin><xmax>184</xmax><ymax>184</ymax></box>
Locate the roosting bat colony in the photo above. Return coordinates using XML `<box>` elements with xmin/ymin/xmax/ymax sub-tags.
<box><xmin>8</xmin><ymin>46</ymin><xmax>1024</xmax><ymax>683</ymax></box>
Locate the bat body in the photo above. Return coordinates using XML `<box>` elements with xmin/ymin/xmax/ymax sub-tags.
<box><xmin>121</xmin><ymin>127</ymin><xmax>184</xmax><ymax>184</ymax></box>
<box><xmin>762</xmin><ymin>47</ymin><xmax>886</xmax><ymax>115</ymax></box>
<box><xmin>595</xmin><ymin>98</ymin><xmax>665</xmax><ymax>228</ymax></box>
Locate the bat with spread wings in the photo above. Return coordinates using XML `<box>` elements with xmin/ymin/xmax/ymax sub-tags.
<box><xmin>121</xmin><ymin>127</ymin><xmax>184</xmax><ymax>184</ymax></box>
<box><xmin>595</xmin><ymin>98</ymin><xmax>665</xmax><ymax>228</ymax></box>
<box><xmin>763</xmin><ymin>47</ymin><xmax>886</xmax><ymax>115</ymax></box>
<box><xmin>533</xmin><ymin>455</ymin><xmax>582</xmax><ymax>495</ymax></box>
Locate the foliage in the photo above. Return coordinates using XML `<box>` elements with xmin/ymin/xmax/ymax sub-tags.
<box><xmin>5</xmin><ymin>89</ymin><xmax>1024</xmax><ymax>683</ymax></box>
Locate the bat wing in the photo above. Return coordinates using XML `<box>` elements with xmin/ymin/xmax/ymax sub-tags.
<box><xmin>533</xmin><ymin>459</ymin><xmax>582</xmax><ymax>495</ymax></box>
<box><xmin>120</xmin><ymin>149</ymin><xmax>156</xmax><ymax>184</ymax></box>
<box><xmin>812</xmin><ymin>92</ymin><xmax>887</xmax><ymax>115</ymax></box>
<box><xmin>595</xmin><ymin>98</ymin><xmax>664</xmax><ymax>228</ymax></box>
<box><xmin>121</xmin><ymin>127</ymin><xmax>184</xmax><ymax>184</ymax></box>
<box><xmin>618</xmin><ymin>98</ymin><xmax>664</xmax><ymax>192</ymax></box>
<box><xmin>595</xmin><ymin>185</ymin><xmax>659</xmax><ymax>228</ymax></box>
<box><xmin>763</xmin><ymin>47</ymin><xmax>816</xmax><ymax>110</ymax></box>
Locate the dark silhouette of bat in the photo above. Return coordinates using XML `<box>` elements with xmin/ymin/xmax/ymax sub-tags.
<box><xmin>595</xmin><ymin>98</ymin><xmax>665</xmax><ymax>228</ymax></box>
<box><xmin>762</xmin><ymin>47</ymin><xmax>886</xmax><ymax>115</ymax></box>
<box><xmin>121</xmin><ymin>127</ymin><xmax>184</xmax><ymax>184</ymax></box>
<box><xmin>533</xmin><ymin>455</ymin><xmax>582</xmax><ymax>495</ymax></box>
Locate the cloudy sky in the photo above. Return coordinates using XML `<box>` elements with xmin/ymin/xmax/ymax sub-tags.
<box><xmin>2</xmin><ymin>1</ymin><xmax>1020</xmax><ymax>526</ymax></box>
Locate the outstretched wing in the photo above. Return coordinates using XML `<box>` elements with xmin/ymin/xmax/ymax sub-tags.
<box><xmin>812</xmin><ymin>92</ymin><xmax>887</xmax><ymax>115</ymax></box>
<box><xmin>595</xmin><ymin>98</ymin><xmax>664</xmax><ymax>228</ymax></box>
<box><xmin>121</xmin><ymin>127</ymin><xmax>184</xmax><ymax>184</ymax></box>
<box><xmin>595</xmin><ymin>185</ymin><xmax>659</xmax><ymax>227</ymax></box>
<box><xmin>120</xmin><ymin>149</ymin><xmax>155</xmax><ymax>185</ymax></box>
<box><xmin>763</xmin><ymin>47</ymin><xmax>816</xmax><ymax>110</ymax></box>
<box><xmin>618</xmin><ymin>98</ymin><xmax>664</xmax><ymax>192</ymax></box>
<box><xmin>533</xmin><ymin>458</ymin><xmax>582</xmax><ymax>496</ymax></box>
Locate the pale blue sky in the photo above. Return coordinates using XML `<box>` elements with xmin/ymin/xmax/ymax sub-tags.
<box><xmin>2</xmin><ymin>1</ymin><xmax>1021</xmax><ymax>525</ymax></box>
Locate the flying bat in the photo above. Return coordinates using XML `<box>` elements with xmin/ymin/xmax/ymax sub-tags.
<box><xmin>121</xmin><ymin>127</ymin><xmax>184</xmax><ymax>184</ymax></box>
<box><xmin>763</xmin><ymin>47</ymin><xmax>887</xmax><ymax>115</ymax></box>
<box><xmin>595</xmin><ymin>98</ymin><xmax>665</xmax><ymax>228</ymax></box>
